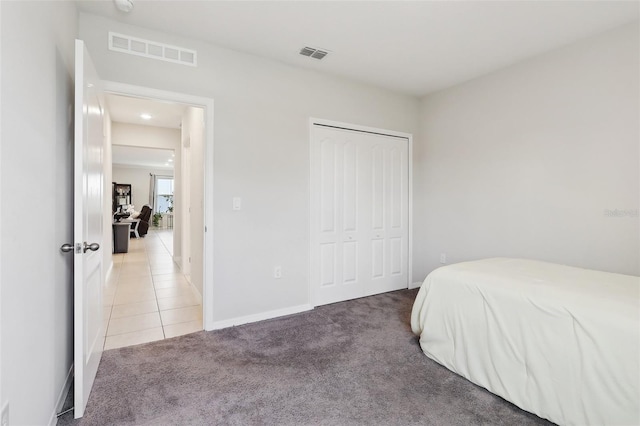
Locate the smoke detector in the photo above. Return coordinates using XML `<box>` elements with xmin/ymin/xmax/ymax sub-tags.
<box><xmin>299</xmin><ymin>46</ymin><xmax>329</xmax><ymax>60</ymax></box>
<box><xmin>114</xmin><ymin>0</ymin><xmax>134</xmax><ymax>13</ymax></box>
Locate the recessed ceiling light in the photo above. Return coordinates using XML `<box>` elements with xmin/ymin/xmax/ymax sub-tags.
<box><xmin>140</xmin><ymin>113</ymin><xmax>152</xmax><ymax>120</ymax></box>
<box><xmin>168</xmin><ymin>159</ymin><xmax>173</xmax><ymax>162</ymax></box>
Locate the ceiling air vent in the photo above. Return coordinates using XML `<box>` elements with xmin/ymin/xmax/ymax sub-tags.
<box><xmin>299</xmin><ymin>46</ymin><xmax>329</xmax><ymax>60</ymax></box>
<box><xmin>109</xmin><ymin>32</ymin><xmax>197</xmax><ymax>67</ymax></box>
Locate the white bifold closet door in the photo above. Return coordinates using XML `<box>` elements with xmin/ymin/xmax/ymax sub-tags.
<box><xmin>311</xmin><ymin>124</ymin><xmax>409</xmax><ymax>306</ymax></box>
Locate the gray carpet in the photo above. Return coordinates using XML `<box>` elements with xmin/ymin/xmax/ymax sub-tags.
<box><xmin>58</xmin><ymin>289</ymin><xmax>553</xmax><ymax>425</ymax></box>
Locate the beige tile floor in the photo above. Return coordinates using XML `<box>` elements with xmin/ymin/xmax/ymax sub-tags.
<box><xmin>103</xmin><ymin>228</ymin><xmax>202</xmax><ymax>350</ymax></box>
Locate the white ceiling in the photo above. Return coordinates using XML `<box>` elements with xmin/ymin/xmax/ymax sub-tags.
<box><xmin>112</xmin><ymin>145</ymin><xmax>174</xmax><ymax>170</ymax></box>
<box><xmin>78</xmin><ymin>1</ymin><xmax>638</xmax><ymax>96</ymax></box>
<box><xmin>106</xmin><ymin>93</ymin><xmax>186</xmax><ymax>128</ymax></box>
<box><xmin>106</xmin><ymin>94</ymin><xmax>183</xmax><ymax>169</ymax></box>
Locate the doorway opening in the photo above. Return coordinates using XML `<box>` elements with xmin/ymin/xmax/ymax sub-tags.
<box><xmin>103</xmin><ymin>89</ymin><xmax>211</xmax><ymax>349</ymax></box>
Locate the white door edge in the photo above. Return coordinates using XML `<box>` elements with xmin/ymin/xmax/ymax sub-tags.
<box><xmin>308</xmin><ymin>118</ymin><xmax>413</xmax><ymax>307</ymax></box>
<box><xmin>102</xmin><ymin>81</ymin><xmax>215</xmax><ymax>331</ymax></box>
<box><xmin>74</xmin><ymin>39</ymin><xmax>105</xmax><ymax>418</ymax></box>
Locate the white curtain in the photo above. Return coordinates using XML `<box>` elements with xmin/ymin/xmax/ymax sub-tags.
<box><xmin>149</xmin><ymin>173</ymin><xmax>156</xmax><ymax>209</ymax></box>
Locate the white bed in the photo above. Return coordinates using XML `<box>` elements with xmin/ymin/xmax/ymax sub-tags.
<box><xmin>411</xmin><ymin>258</ymin><xmax>639</xmax><ymax>426</ymax></box>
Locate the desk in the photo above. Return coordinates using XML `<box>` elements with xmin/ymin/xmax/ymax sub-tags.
<box><xmin>113</xmin><ymin>212</ymin><xmax>131</xmax><ymax>222</ymax></box>
<box><xmin>113</xmin><ymin>222</ymin><xmax>130</xmax><ymax>253</ymax></box>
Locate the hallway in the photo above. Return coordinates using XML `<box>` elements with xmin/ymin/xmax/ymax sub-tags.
<box><xmin>103</xmin><ymin>228</ymin><xmax>202</xmax><ymax>350</ymax></box>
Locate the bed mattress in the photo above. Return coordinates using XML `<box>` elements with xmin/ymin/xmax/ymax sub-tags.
<box><xmin>411</xmin><ymin>258</ymin><xmax>639</xmax><ymax>426</ymax></box>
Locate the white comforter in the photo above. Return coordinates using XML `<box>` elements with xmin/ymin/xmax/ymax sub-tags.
<box><xmin>411</xmin><ymin>258</ymin><xmax>639</xmax><ymax>426</ymax></box>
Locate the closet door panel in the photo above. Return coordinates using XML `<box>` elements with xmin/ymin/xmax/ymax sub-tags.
<box><xmin>319</xmin><ymin>243</ymin><xmax>337</xmax><ymax>287</ymax></box>
<box><xmin>364</xmin><ymin>134</ymin><xmax>408</xmax><ymax>296</ymax></box>
<box><xmin>313</xmin><ymin>127</ymin><xmax>363</xmax><ymax>305</ymax></box>
<box><xmin>313</xmin><ymin>124</ymin><xmax>408</xmax><ymax>305</ymax></box>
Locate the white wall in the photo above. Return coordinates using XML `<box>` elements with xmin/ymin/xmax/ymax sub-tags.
<box><xmin>414</xmin><ymin>22</ymin><xmax>639</xmax><ymax>279</ymax></box>
<box><xmin>0</xmin><ymin>1</ymin><xmax>77</xmax><ymax>424</ymax></box>
<box><xmin>111</xmin><ymin>121</ymin><xmax>179</xmax><ymax>211</ymax></box>
<box><xmin>112</xmin><ymin>166</ymin><xmax>174</xmax><ymax>212</ymax></box>
<box><xmin>179</xmin><ymin>127</ymin><xmax>190</xmax><ymax>274</ymax></box>
<box><xmin>172</xmin><ymin>129</ymin><xmax>183</xmax><ymax>264</ymax></box>
<box><xmin>0</xmin><ymin>0</ymin><xmax>3</xmax><ymax>414</ymax></box>
<box><xmin>79</xmin><ymin>13</ymin><xmax>419</xmax><ymax>322</ymax></box>
<box><xmin>181</xmin><ymin>107</ymin><xmax>205</xmax><ymax>296</ymax></box>
<box><xmin>111</xmin><ymin>121</ymin><xmax>180</xmax><ymax>150</ymax></box>
<box><xmin>103</xmin><ymin>112</ymin><xmax>113</xmax><ymax>273</ymax></box>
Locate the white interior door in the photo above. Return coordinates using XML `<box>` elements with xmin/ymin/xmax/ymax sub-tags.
<box><xmin>74</xmin><ymin>39</ymin><xmax>105</xmax><ymax>419</ymax></box>
<box><xmin>312</xmin><ymin>128</ymin><xmax>363</xmax><ymax>305</ymax></box>
<box><xmin>311</xmin><ymin>124</ymin><xmax>409</xmax><ymax>306</ymax></box>
<box><xmin>365</xmin><ymin>133</ymin><xmax>409</xmax><ymax>296</ymax></box>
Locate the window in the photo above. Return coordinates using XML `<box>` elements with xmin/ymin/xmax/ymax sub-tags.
<box><xmin>155</xmin><ymin>176</ymin><xmax>174</xmax><ymax>214</ymax></box>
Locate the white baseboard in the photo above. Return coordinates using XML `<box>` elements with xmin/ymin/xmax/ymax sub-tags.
<box><xmin>210</xmin><ymin>304</ymin><xmax>314</xmax><ymax>330</ymax></box>
<box><xmin>49</xmin><ymin>364</ymin><xmax>73</xmax><ymax>426</ymax></box>
<box><xmin>176</xmin><ymin>257</ymin><xmax>191</xmax><ymax>278</ymax></box>
<box><xmin>189</xmin><ymin>281</ymin><xmax>203</xmax><ymax>305</ymax></box>
<box><xmin>409</xmin><ymin>281</ymin><xmax>423</xmax><ymax>290</ymax></box>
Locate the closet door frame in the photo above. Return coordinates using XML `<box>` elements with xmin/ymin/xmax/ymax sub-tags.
<box><xmin>309</xmin><ymin>118</ymin><xmax>413</xmax><ymax>307</ymax></box>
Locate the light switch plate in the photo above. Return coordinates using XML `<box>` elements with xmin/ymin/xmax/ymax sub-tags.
<box><xmin>233</xmin><ymin>197</ymin><xmax>241</xmax><ymax>210</ymax></box>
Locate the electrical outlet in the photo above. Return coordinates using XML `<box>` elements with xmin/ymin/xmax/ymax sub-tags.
<box><xmin>440</xmin><ymin>253</ymin><xmax>447</xmax><ymax>264</ymax></box>
<box><xmin>274</xmin><ymin>266</ymin><xmax>282</xmax><ymax>279</ymax></box>
<box><xmin>1</xmin><ymin>401</ymin><xmax>9</xmax><ymax>426</ymax></box>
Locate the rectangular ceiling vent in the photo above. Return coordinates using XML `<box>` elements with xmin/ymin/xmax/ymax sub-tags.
<box><xmin>109</xmin><ymin>32</ymin><xmax>197</xmax><ymax>67</ymax></box>
<box><xmin>299</xmin><ymin>46</ymin><xmax>329</xmax><ymax>60</ymax></box>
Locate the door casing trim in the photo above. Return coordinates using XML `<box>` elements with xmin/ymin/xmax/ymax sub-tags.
<box><xmin>103</xmin><ymin>81</ymin><xmax>215</xmax><ymax>330</ymax></box>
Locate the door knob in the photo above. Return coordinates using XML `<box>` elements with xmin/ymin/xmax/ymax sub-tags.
<box><xmin>60</xmin><ymin>243</ymin><xmax>74</xmax><ymax>253</ymax></box>
<box><xmin>83</xmin><ymin>242</ymin><xmax>100</xmax><ymax>253</ymax></box>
